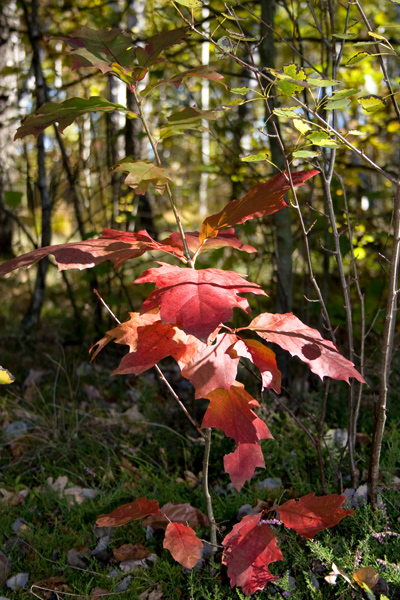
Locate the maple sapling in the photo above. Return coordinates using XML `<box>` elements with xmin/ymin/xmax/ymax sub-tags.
<box><xmin>0</xmin><ymin>24</ymin><xmax>365</xmax><ymax>595</ymax></box>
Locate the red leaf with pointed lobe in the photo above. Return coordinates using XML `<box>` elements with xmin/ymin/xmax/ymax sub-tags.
<box><xmin>244</xmin><ymin>312</ymin><xmax>365</xmax><ymax>384</ymax></box>
<box><xmin>180</xmin><ymin>333</ymin><xmax>240</xmax><ymax>399</ymax></box>
<box><xmin>224</xmin><ymin>443</ymin><xmax>266</xmax><ymax>492</ymax></box>
<box><xmin>161</xmin><ymin>229</ymin><xmax>256</xmax><ymax>257</ymax></box>
<box><xmin>90</xmin><ymin>310</ymin><xmax>203</xmax><ymax>376</ymax></box>
<box><xmin>96</xmin><ymin>497</ymin><xmax>160</xmax><ymax>527</ymax></box>
<box><xmin>90</xmin><ymin>310</ymin><xmax>160</xmax><ymax>361</ymax></box>
<box><xmin>202</xmin><ymin>383</ymin><xmax>272</xmax><ymax>445</ymax></box>
<box><xmin>111</xmin><ymin>321</ymin><xmax>189</xmax><ymax>376</ymax></box>
<box><xmin>200</xmin><ymin>169</ymin><xmax>318</xmax><ymax>243</ymax></box>
<box><xmin>229</xmin><ymin>339</ymin><xmax>282</xmax><ymax>394</ymax></box>
<box><xmin>143</xmin><ymin>502</ymin><xmax>209</xmax><ymax>530</ymax></box>
<box><xmin>222</xmin><ymin>513</ymin><xmax>283</xmax><ymax>596</ymax></box>
<box><xmin>0</xmin><ymin>229</ymin><xmax>187</xmax><ymax>276</ymax></box>
<box><xmin>163</xmin><ymin>522</ymin><xmax>203</xmax><ymax>569</ymax></box>
<box><xmin>278</xmin><ymin>493</ymin><xmax>354</xmax><ymax>539</ymax></box>
<box><xmin>134</xmin><ymin>262</ymin><xmax>267</xmax><ymax>342</ymax></box>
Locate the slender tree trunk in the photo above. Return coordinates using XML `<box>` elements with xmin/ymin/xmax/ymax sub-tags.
<box><xmin>259</xmin><ymin>0</ymin><xmax>293</xmax><ymax>315</ymax></box>
<box><xmin>0</xmin><ymin>2</ymin><xmax>16</xmax><ymax>258</ymax></box>
<box><xmin>369</xmin><ymin>183</ymin><xmax>400</xmax><ymax>508</ymax></box>
<box><xmin>21</xmin><ymin>0</ymin><xmax>52</xmax><ymax>330</ymax></box>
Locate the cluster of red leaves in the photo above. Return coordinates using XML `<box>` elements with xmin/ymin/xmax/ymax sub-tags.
<box><xmin>96</xmin><ymin>494</ymin><xmax>353</xmax><ymax>596</ymax></box>
<box><xmin>0</xmin><ymin>169</ymin><xmax>364</xmax><ymax>495</ymax></box>
<box><xmin>2</xmin><ymin>105</ymin><xmax>363</xmax><ymax>596</ymax></box>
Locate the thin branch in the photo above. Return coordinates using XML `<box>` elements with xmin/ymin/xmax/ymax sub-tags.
<box><xmin>92</xmin><ymin>289</ymin><xmax>204</xmax><ymax>438</ymax></box>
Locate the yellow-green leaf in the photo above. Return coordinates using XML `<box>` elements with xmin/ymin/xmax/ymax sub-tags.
<box><xmin>230</xmin><ymin>87</ymin><xmax>252</xmax><ymax>95</ymax></box>
<box><xmin>0</xmin><ymin>366</ymin><xmax>15</xmax><ymax>385</ymax></box>
<box><xmin>306</xmin><ymin>131</ymin><xmax>340</xmax><ymax>147</ymax></box>
<box><xmin>293</xmin><ymin>119</ymin><xmax>312</xmax><ymax>134</ymax></box>
<box><xmin>346</xmin><ymin>51</ymin><xmax>371</xmax><ymax>65</ymax></box>
<box><xmin>325</xmin><ymin>98</ymin><xmax>351</xmax><ymax>110</ymax></box>
<box><xmin>173</xmin><ymin>0</ymin><xmax>202</xmax><ymax>7</ymax></box>
<box><xmin>293</xmin><ymin>150</ymin><xmax>320</xmax><ymax>158</ymax></box>
<box><xmin>332</xmin><ymin>32</ymin><xmax>357</xmax><ymax>40</ymax></box>
<box><xmin>241</xmin><ymin>152</ymin><xmax>269</xmax><ymax>162</ymax></box>
<box><xmin>273</xmin><ymin>108</ymin><xmax>300</xmax><ymax>118</ymax></box>
<box><xmin>358</xmin><ymin>95</ymin><xmax>387</xmax><ymax>113</ymax></box>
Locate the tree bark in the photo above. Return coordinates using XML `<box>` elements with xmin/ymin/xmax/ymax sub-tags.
<box><xmin>259</xmin><ymin>0</ymin><xmax>293</xmax><ymax>315</ymax></box>
<box><xmin>21</xmin><ymin>0</ymin><xmax>52</xmax><ymax>331</ymax></box>
<box><xmin>0</xmin><ymin>3</ymin><xmax>17</xmax><ymax>258</ymax></box>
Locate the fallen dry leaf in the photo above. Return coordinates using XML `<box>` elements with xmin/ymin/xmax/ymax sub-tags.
<box><xmin>90</xmin><ymin>587</ymin><xmax>109</xmax><ymax>600</ymax></box>
<box><xmin>31</xmin><ymin>576</ymin><xmax>71</xmax><ymax>599</ymax></box>
<box><xmin>142</xmin><ymin>502</ymin><xmax>209</xmax><ymax>530</ymax></box>
<box><xmin>353</xmin><ymin>566</ymin><xmax>379</xmax><ymax>589</ymax></box>
<box><xmin>183</xmin><ymin>470</ymin><xmax>198</xmax><ymax>489</ymax></box>
<box><xmin>252</xmin><ymin>499</ymin><xmax>273</xmax><ymax>513</ymax></box>
<box><xmin>0</xmin><ymin>551</ymin><xmax>11</xmax><ymax>586</ymax></box>
<box><xmin>139</xmin><ymin>583</ymin><xmax>163</xmax><ymax>600</ymax></box>
<box><xmin>0</xmin><ymin>487</ymin><xmax>30</xmax><ymax>506</ymax></box>
<box><xmin>113</xmin><ymin>543</ymin><xmax>150</xmax><ymax>562</ymax></box>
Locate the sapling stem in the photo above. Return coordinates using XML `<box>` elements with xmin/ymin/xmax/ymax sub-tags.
<box><xmin>131</xmin><ymin>88</ymin><xmax>194</xmax><ymax>267</ymax></box>
<box><xmin>92</xmin><ymin>289</ymin><xmax>203</xmax><ymax>437</ymax></box>
<box><xmin>131</xmin><ymin>87</ymin><xmax>217</xmax><ymax>546</ymax></box>
<box><xmin>202</xmin><ymin>427</ymin><xmax>218</xmax><ymax>556</ymax></box>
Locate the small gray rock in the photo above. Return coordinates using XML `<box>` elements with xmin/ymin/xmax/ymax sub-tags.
<box><xmin>67</xmin><ymin>549</ymin><xmax>89</xmax><ymax>569</ymax></box>
<box><xmin>115</xmin><ymin>576</ymin><xmax>132</xmax><ymax>592</ymax></box>
<box><xmin>258</xmin><ymin>477</ymin><xmax>282</xmax><ymax>490</ymax></box>
<box><xmin>236</xmin><ymin>504</ymin><xmax>255</xmax><ymax>521</ymax></box>
<box><xmin>6</xmin><ymin>572</ymin><xmax>29</xmax><ymax>590</ymax></box>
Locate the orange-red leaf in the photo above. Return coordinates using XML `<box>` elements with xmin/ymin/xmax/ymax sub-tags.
<box><xmin>202</xmin><ymin>383</ymin><xmax>272</xmax><ymax>445</ymax></box>
<box><xmin>224</xmin><ymin>443</ymin><xmax>266</xmax><ymax>492</ymax></box>
<box><xmin>96</xmin><ymin>497</ymin><xmax>160</xmax><ymax>527</ymax></box>
<box><xmin>0</xmin><ymin>229</ymin><xmax>186</xmax><ymax>276</ymax></box>
<box><xmin>278</xmin><ymin>493</ymin><xmax>354</xmax><ymax>538</ymax></box>
<box><xmin>222</xmin><ymin>513</ymin><xmax>283</xmax><ymax>596</ymax></box>
<box><xmin>244</xmin><ymin>312</ymin><xmax>365</xmax><ymax>383</ymax></box>
<box><xmin>134</xmin><ymin>262</ymin><xmax>267</xmax><ymax>342</ymax></box>
<box><xmin>161</xmin><ymin>229</ymin><xmax>256</xmax><ymax>257</ymax></box>
<box><xmin>229</xmin><ymin>339</ymin><xmax>282</xmax><ymax>394</ymax></box>
<box><xmin>181</xmin><ymin>333</ymin><xmax>240</xmax><ymax>398</ymax></box>
<box><xmin>163</xmin><ymin>522</ymin><xmax>203</xmax><ymax>569</ymax></box>
<box><xmin>199</xmin><ymin>170</ymin><xmax>318</xmax><ymax>243</ymax></box>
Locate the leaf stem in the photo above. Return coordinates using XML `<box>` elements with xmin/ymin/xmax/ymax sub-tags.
<box><xmin>132</xmin><ymin>88</ymin><xmax>194</xmax><ymax>267</ymax></box>
<box><xmin>92</xmin><ymin>289</ymin><xmax>203</xmax><ymax>437</ymax></box>
<box><xmin>202</xmin><ymin>427</ymin><xmax>217</xmax><ymax>557</ymax></box>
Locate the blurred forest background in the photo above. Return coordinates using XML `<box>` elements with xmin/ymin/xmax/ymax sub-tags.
<box><xmin>1</xmin><ymin>1</ymin><xmax>400</xmax><ymax>597</ymax></box>
<box><xmin>0</xmin><ymin>0</ymin><xmax>399</xmax><ymax>489</ymax></box>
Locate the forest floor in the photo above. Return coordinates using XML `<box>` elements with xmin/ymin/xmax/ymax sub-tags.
<box><xmin>1</xmin><ymin>302</ymin><xmax>400</xmax><ymax>600</ymax></box>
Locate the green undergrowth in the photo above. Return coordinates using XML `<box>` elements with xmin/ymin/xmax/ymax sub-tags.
<box><xmin>1</xmin><ymin>327</ymin><xmax>400</xmax><ymax>599</ymax></box>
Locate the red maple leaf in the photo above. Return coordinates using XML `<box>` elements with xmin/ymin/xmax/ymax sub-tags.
<box><xmin>163</xmin><ymin>522</ymin><xmax>203</xmax><ymax>569</ymax></box>
<box><xmin>0</xmin><ymin>229</ymin><xmax>187</xmax><ymax>276</ymax></box>
<box><xmin>202</xmin><ymin>383</ymin><xmax>272</xmax><ymax>445</ymax></box>
<box><xmin>90</xmin><ymin>310</ymin><xmax>203</xmax><ymax>376</ymax></box>
<box><xmin>134</xmin><ymin>262</ymin><xmax>267</xmax><ymax>341</ymax></box>
<box><xmin>180</xmin><ymin>333</ymin><xmax>240</xmax><ymax>398</ymax></box>
<box><xmin>229</xmin><ymin>338</ymin><xmax>282</xmax><ymax>394</ymax></box>
<box><xmin>224</xmin><ymin>443</ymin><xmax>266</xmax><ymax>492</ymax></box>
<box><xmin>200</xmin><ymin>169</ymin><xmax>318</xmax><ymax>243</ymax></box>
<box><xmin>278</xmin><ymin>493</ymin><xmax>354</xmax><ymax>539</ymax></box>
<box><xmin>161</xmin><ymin>229</ymin><xmax>256</xmax><ymax>258</ymax></box>
<box><xmin>243</xmin><ymin>312</ymin><xmax>365</xmax><ymax>383</ymax></box>
<box><xmin>96</xmin><ymin>497</ymin><xmax>160</xmax><ymax>527</ymax></box>
<box><xmin>222</xmin><ymin>513</ymin><xmax>283</xmax><ymax>596</ymax></box>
